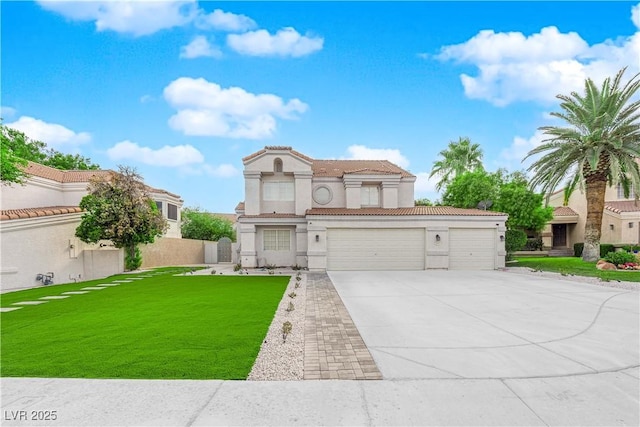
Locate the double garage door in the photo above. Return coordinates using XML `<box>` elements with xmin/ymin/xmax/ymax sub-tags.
<box><xmin>327</xmin><ymin>228</ymin><xmax>496</xmax><ymax>270</ymax></box>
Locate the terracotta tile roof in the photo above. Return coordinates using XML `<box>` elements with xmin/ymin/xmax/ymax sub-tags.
<box><xmin>235</xmin><ymin>202</ymin><xmax>245</xmax><ymax>212</ymax></box>
<box><xmin>1</xmin><ymin>206</ymin><xmax>83</xmax><ymax>221</ymax></box>
<box><xmin>240</xmin><ymin>213</ymin><xmax>306</xmax><ymax>219</ymax></box>
<box><xmin>553</xmin><ymin>206</ymin><xmax>579</xmax><ymax>216</ymax></box>
<box><xmin>242</xmin><ymin>146</ymin><xmax>314</xmax><ymax>163</ymax></box>
<box><xmin>306</xmin><ymin>207</ymin><xmax>506</xmax><ymax>216</ymax></box>
<box><xmin>209</xmin><ymin>213</ymin><xmax>237</xmax><ymax>223</ymax></box>
<box><xmin>604</xmin><ymin>200</ymin><xmax>640</xmax><ymax>213</ymax></box>
<box><xmin>147</xmin><ymin>186</ymin><xmax>182</xmax><ymax>201</ymax></box>
<box><xmin>312</xmin><ymin>160</ymin><xmax>413</xmax><ymax>178</ymax></box>
<box><xmin>25</xmin><ymin>162</ymin><xmax>112</xmax><ymax>183</ymax></box>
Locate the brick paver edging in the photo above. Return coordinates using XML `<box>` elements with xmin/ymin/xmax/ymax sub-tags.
<box><xmin>304</xmin><ymin>273</ymin><xmax>383</xmax><ymax>380</ymax></box>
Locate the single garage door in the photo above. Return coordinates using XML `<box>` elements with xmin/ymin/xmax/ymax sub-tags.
<box><xmin>449</xmin><ymin>228</ymin><xmax>496</xmax><ymax>270</ymax></box>
<box><xmin>327</xmin><ymin>228</ymin><xmax>425</xmax><ymax>270</ymax></box>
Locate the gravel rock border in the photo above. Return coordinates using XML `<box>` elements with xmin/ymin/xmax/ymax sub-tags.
<box><xmin>247</xmin><ymin>273</ymin><xmax>306</xmax><ymax>381</ymax></box>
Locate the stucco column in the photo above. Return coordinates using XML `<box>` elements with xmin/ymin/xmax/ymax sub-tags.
<box><xmin>381</xmin><ymin>177</ymin><xmax>400</xmax><ymax>209</ymax></box>
<box><xmin>344</xmin><ymin>182</ymin><xmax>361</xmax><ymax>209</ymax></box>
<box><xmin>294</xmin><ymin>171</ymin><xmax>313</xmax><ymax>215</ymax></box>
<box><xmin>244</xmin><ymin>171</ymin><xmax>261</xmax><ymax>216</ymax></box>
<box><xmin>307</xmin><ymin>223</ymin><xmax>327</xmax><ymax>271</ymax></box>
<box><xmin>295</xmin><ymin>223</ymin><xmax>308</xmax><ymax>267</ymax></box>
<box><xmin>239</xmin><ymin>223</ymin><xmax>257</xmax><ymax>267</ymax></box>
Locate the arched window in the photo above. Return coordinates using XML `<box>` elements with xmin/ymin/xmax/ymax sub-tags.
<box><xmin>274</xmin><ymin>158</ymin><xmax>283</xmax><ymax>173</ymax></box>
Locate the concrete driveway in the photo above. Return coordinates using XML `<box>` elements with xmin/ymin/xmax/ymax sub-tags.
<box><xmin>329</xmin><ymin>270</ymin><xmax>639</xmax><ymax>423</ymax></box>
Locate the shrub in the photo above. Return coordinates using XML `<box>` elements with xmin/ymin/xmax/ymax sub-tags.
<box><xmin>600</xmin><ymin>244</ymin><xmax>615</xmax><ymax>257</ymax></box>
<box><xmin>574</xmin><ymin>243</ymin><xmax>584</xmax><ymax>257</ymax></box>
<box><xmin>604</xmin><ymin>251</ymin><xmax>637</xmax><ymax>266</ymax></box>
<box><xmin>505</xmin><ymin>229</ymin><xmax>527</xmax><ymax>261</ymax></box>
<box><xmin>523</xmin><ymin>237</ymin><xmax>543</xmax><ymax>251</ymax></box>
<box><xmin>125</xmin><ymin>247</ymin><xmax>142</xmax><ymax>271</ymax></box>
<box><xmin>233</xmin><ymin>263</ymin><xmax>242</xmax><ymax>272</ymax></box>
<box><xmin>622</xmin><ymin>244</ymin><xmax>640</xmax><ymax>252</ymax></box>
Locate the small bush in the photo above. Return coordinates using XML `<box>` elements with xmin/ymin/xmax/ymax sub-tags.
<box><xmin>523</xmin><ymin>237</ymin><xmax>543</xmax><ymax>251</ymax></box>
<box><xmin>600</xmin><ymin>244</ymin><xmax>615</xmax><ymax>257</ymax></box>
<box><xmin>604</xmin><ymin>251</ymin><xmax>637</xmax><ymax>266</ymax></box>
<box><xmin>574</xmin><ymin>243</ymin><xmax>584</xmax><ymax>257</ymax></box>
<box><xmin>125</xmin><ymin>246</ymin><xmax>142</xmax><ymax>271</ymax></box>
<box><xmin>233</xmin><ymin>263</ymin><xmax>242</xmax><ymax>272</ymax></box>
<box><xmin>505</xmin><ymin>229</ymin><xmax>527</xmax><ymax>261</ymax></box>
<box><xmin>622</xmin><ymin>244</ymin><xmax>640</xmax><ymax>252</ymax></box>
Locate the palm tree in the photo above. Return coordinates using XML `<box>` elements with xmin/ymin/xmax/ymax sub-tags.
<box><xmin>525</xmin><ymin>68</ymin><xmax>640</xmax><ymax>262</ymax></box>
<box><xmin>429</xmin><ymin>137</ymin><xmax>484</xmax><ymax>191</ymax></box>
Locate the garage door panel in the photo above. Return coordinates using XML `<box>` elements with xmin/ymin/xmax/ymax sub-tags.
<box><xmin>449</xmin><ymin>228</ymin><xmax>495</xmax><ymax>270</ymax></box>
<box><xmin>327</xmin><ymin>228</ymin><xmax>424</xmax><ymax>270</ymax></box>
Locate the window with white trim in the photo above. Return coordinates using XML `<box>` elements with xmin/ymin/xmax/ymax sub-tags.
<box><xmin>617</xmin><ymin>184</ymin><xmax>636</xmax><ymax>199</ymax></box>
<box><xmin>361</xmin><ymin>185</ymin><xmax>380</xmax><ymax>206</ymax></box>
<box><xmin>263</xmin><ymin>181</ymin><xmax>294</xmax><ymax>201</ymax></box>
<box><xmin>263</xmin><ymin>230</ymin><xmax>291</xmax><ymax>251</ymax></box>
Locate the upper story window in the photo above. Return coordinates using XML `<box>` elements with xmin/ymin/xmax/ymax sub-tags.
<box><xmin>167</xmin><ymin>203</ymin><xmax>178</xmax><ymax>220</ymax></box>
<box><xmin>274</xmin><ymin>158</ymin><xmax>283</xmax><ymax>173</ymax></box>
<box><xmin>264</xmin><ymin>181</ymin><xmax>294</xmax><ymax>201</ymax></box>
<box><xmin>617</xmin><ymin>184</ymin><xmax>636</xmax><ymax>199</ymax></box>
<box><xmin>361</xmin><ymin>185</ymin><xmax>380</xmax><ymax>207</ymax></box>
<box><xmin>155</xmin><ymin>201</ymin><xmax>163</xmax><ymax>212</ymax></box>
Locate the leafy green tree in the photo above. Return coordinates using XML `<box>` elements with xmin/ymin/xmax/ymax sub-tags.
<box><xmin>75</xmin><ymin>166</ymin><xmax>167</xmax><ymax>270</ymax></box>
<box><xmin>429</xmin><ymin>137</ymin><xmax>484</xmax><ymax>191</ymax></box>
<box><xmin>0</xmin><ymin>123</ymin><xmax>99</xmax><ymax>185</ymax></box>
<box><xmin>414</xmin><ymin>198</ymin><xmax>433</xmax><ymax>206</ymax></box>
<box><xmin>443</xmin><ymin>170</ymin><xmax>553</xmax><ymax>233</ymax></box>
<box><xmin>493</xmin><ymin>173</ymin><xmax>553</xmax><ymax>233</ymax></box>
<box><xmin>525</xmin><ymin>68</ymin><xmax>640</xmax><ymax>262</ymax></box>
<box><xmin>181</xmin><ymin>208</ymin><xmax>236</xmax><ymax>241</ymax></box>
<box><xmin>441</xmin><ymin>169</ymin><xmax>499</xmax><ymax>209</ymax></box>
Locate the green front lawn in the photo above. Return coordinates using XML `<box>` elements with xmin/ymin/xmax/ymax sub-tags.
<box><xmin>1</xmin><ymin>269</ymin><xmax>289</xmax><ymax>379</ymax></box>
<box><xmin>512</xmin><ymin>257</ymin><xmax>640</xmax><ymax>282</ymax></box>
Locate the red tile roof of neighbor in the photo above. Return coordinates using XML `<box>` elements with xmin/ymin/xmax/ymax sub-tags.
<box><xmin>242</xmin><ymin>146</ymin><xmax>314</xmax><ymax>163</ymax></box>
<box><xmin>24</xmin><ymin>162</ymin><xmax>113</xmax><ymax>183</ymax></box>
<box><xmin>605</xmin><ymin>200</ymin><xmax>640</xmax><ymax>213</ymax></box>
<box><xmin>306</xmin><ymin>207</ymin><xmax>506</xmax><ymax>216</ymax></box>
<box><xmin>553</xmin><ymin>206</ymin><xmax>579</xmax><ymax>216</ymax></box>
<box><xmin>0</xmin><ymin>206</ymin><xmax>83</xmax><ymax>221</ymax></box>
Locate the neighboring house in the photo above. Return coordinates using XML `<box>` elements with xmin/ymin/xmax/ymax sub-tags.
<box><xmin>544</xmin><ymin>183</ymin><xmax>640</xmax><ymax>252</ymax></box>
<box><xmin>0</xmin><ymin>162</ymin><xmax>183</xmax><ymax>291</ymax></box>
<box><xmin>236</xmin><ymin>146</ymin><xmax>507</xmax><ymax>271</ymax></box>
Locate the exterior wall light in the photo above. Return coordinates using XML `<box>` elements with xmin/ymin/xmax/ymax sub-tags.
<box><xmin>315</xmin><ymin>234</ymin><xmax>320</xmax><ymax>242</ymax></box>
<box><xmin>629</xmin><ymin>222</ymin><xmax>634</xmax><ymax>228</ymax></box>
<box><xmin>500</xmin><ymin>235</ymin><xmax>505</xmax><ymax>242</ymax></box>
<box><xmin>435</xmin><ymin>234</ymin><xmax>440</xmax><ymax>242</ymax></box>
<box><xmin>610</xmin><ymin>224</ymin><xmax>615</xmax><ymax>230</ymax></box>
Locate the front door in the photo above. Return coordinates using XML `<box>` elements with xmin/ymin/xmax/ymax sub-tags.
<box><xmin>552</xmin><ymin>224</ymin><xmax>567</xmax><ymax>247</ymax></box>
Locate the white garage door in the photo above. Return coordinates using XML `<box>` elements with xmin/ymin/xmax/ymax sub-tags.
<box><xmin>449</xmin><ymin>228</ymin><xmax>496</xmax><ymax>270</ymax></box>
<box><xmin>327</xmin><ymin>228</ymin><xmax>425</xmax><ymax>270</ymax></box>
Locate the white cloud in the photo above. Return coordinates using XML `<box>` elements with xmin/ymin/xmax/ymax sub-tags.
<box><xmin>497</xmin><ymin>129</ymin><xmax>547</xmax><ymax>171</ymax></box>
<box><xmin>414</xmin><ymin>172</ymin><xmax>438</xmax><ymax>194</ymax></box>
<box><xmin>140</xmin><ymin>94</ymin><xmax>154</xmax><ymax>103</ymax></box>
<box><xmin>6</xmin><ymin>116</ymin><xmax>90</xmax><ymax>147</ymax></box>
<box><xmin>633</xmin><ymin>3</ymin><xmax>640</xmax><ymax>29</ymax></box>
<box><xmin>342</xmin><ymin>145</ymin><xmax>410</xmax><ymax>169</ymax></box>
<box><xmin>436</xmin><ymin>10</ymin><xmax>640</xmax><ymax>106</ymax></box>
<box><xmin>37</xmin><ymin>0</ymin><xmax>197</xmax><ymax>37</ymax></box>
<box><xmin>195</xmin><ymin>9</ymin><xmax>256</xmax><ymax>32</ymax></box>
<box><xmin>1</xmin><ymin>106</ymin><xmax>17</xmax><ymax>119</ymax></box>
<box><xmin>163</xmin><ymin>77</ymin><xmax>308</xmax><ymax>139</ymax></box>
<box><xmin>107</xmin><ymin>140</ymin><xmax>204</xmax><ymax>167</ymax></box>
<box><xmin>227</xmin><ymin>27</ymin><xmax>323</xmax><ymax>57</ymax></box>
<box><xmin>203</xmin><ymin>164</ymin><xmax>239</xmax><ymax>177</ymax></box>
<box><xmin>180</xmin><ymin>36</ymin><xmax>222</xmax><ymax>59</ymax></box>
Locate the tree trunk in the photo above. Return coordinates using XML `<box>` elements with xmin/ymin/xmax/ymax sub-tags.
<box><xmin>582</xmin><ymin>177</ymin><xmax>607</xmax><ymax>262</ymax></box>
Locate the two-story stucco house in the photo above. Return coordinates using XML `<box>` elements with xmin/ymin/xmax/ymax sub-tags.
<box><xmin>236</xmin><ymin>146</ymin><xmax>508</xmax><ymax>271</ymax></box>
<box><xmin>544</xmin><ymin>183</ymin><xmax>640</xmax><ymax>252</ymax></box>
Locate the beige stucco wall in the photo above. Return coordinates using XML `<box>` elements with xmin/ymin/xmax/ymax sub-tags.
<box><xmin>139</xmin><ymin>237</ymin><xmax>204</xmax><ymax>269</ymax></box>
<box><xmin>0</xmin><ymin>214</ymin><xmax>124</xmax><ymax>292</ymax></box>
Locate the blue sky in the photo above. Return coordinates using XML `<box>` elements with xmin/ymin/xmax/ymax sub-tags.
<box><xmin>3</xmin><ymin>1</ymin><xmax>639</xmax><ymax>212</ymax></box>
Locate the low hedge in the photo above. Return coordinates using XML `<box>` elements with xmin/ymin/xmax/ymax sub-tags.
<box><xmin>573</xmin><ymin>242</ymin><xmax>616</xmax><ymax>258</ymax></box>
